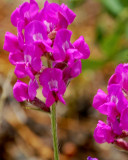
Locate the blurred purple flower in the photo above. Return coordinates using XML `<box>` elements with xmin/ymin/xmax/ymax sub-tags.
<box><xmin>87</xmin><ymin>156</ymin><xmax>98</xmax><ymax>160</ymax></box>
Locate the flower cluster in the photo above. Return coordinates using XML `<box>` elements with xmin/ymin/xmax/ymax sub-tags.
<box><xmin>93</xmin><ymin>64</ymin><xmax>128</xmax><ymax>144</ymax></box>
<box><xmin>4</xmin><ymin>0</ymin><xmax>90</xmax><ymax>107</ymax></box>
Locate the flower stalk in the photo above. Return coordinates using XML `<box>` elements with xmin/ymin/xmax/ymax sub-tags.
<box><xmin>51</xmin><ymin>103</ymin><xmax>59</xmax><ymax>160</ymax></box>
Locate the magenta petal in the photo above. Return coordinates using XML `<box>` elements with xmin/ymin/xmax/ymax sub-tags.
<box><xmin>11</xmin><ymin>8</ymin><xmax>20</xmax><ymax>27</ymax></box>
<box><xmin>40</xmin><ymin>68</ymin><xmax>66</xmax><ymax>104</ymax></box>
<box><xmin>94</xmin><ymin>120</ymin><xmax>115</xmax><ymax>144</ymax></box>
<box><xmin>71</xmin><ymin>60</ymin><xmax>82</xmax><ymax>78</ymax></box>
<box><xmin>121</xmin><ymin>67</ymin><xmax>128</xmax><ymax>92</ymax></box>
<box><xmin>94</xmin><ymin>121</ymin><xmax>107</xmax><ymax>144</ymax></box>
<box><xmin>63</xmin><ymin>60</ymin><xmax>82</xmax><ymax>84</ymax></box>
<box><xmin>57</xmin><ymin>12</ymin><xmax>68</xmax><ymax>29</ymax></box>
<box><xmin>92</xmin><ymin>89</ymin><xmax>107</xmax><ymax>110</ymax></box>
<box><xmin>13</xmin><ymin>81</ymin><xmax>28</xmax><ymax>102</ymax></box>
<box><xmin>9</xmin><ymin>52</ymin><xmax>24</xmax><ymax>65</ymax></box>
<box><xmin>3</xmin><ymin>32</ymin><xmax>19</xmax><ymax>53</ymax></box>
<box><xmin>34</xmin><ymin>40</ymin><xmax>52</xmax><ymax>53</ymax></box>
<box><xmin>25</xmin><ymin>65</ymin><xmax>35</xmax><ymax>80</ymax></box>
<box><xmin>73</xmin><ymin>36</ymin><xmax>90</xmax><ymax>59</ymax></box>
<box><xmin>98</xmin><ymin>103</ymin><xmax>109</xmax><ymax>115</ymax></box>
<box><xmin>20</xmin><ymin>0</ymin><xmax>39</xmax><ymax>21</ymax></box>
<box><xmin>109</xmin><ymin>64</ymin><xmax>128</xmax><ymax>92</ymax></box>
<box><xmin>17</xmin><ymin>20</ymin><xmax>25</xmax><ymax>38</ymax></box>
<box><xmin>53</xmin><ymin>29</ymin><xmax>72</xmax><ymax>61</ymax></box>
<box><xmin>45</xmin><ymin>91</ymin><xmax>55</xmax><ymax>107</ymax></box>
<box><xmin>108</xmin><ymin>73</ymin><xmax>121</xmax><ymax>86</ymax></box>
<box><xmin>31</xmin><ymin>57</ymin><xmax>42</xmax><ymax>72</ymax></box>
<box><xmin>40</xmin><ymin>68</ymin><xmax>63</xmax><ymax>88</ymax></box>
<box><xmin>67</xmin><ymin>49</ymin><xmax>83</xmax><ymax>60</ymax></box>
<box><xmin>112</xmin><ymin>119</ymin><xmax>122</xmax><ymax>135</ymax></box>
<box><xmin>108</xmin><ymin>84</ymin><xmax>127</xmax><ymax>113</ymax></box>
<box><xmin>28</xmin><ymin>79</ymin><xmax>38</xmax><ymax>100</ymax></box>
<box><xmin>14</xmin><ymin>63</ymin><xmax>27</xmax><ymax>78</ymax></box>
<box><xmin>25</xmin><ymin>20</ymin><xmax>48</xmax><ymax>45</ymax></box>
<box><xmin>120</xmin><ymin>108</ymin><xmax>128</xmax><ymax>131</ymax></box>
<box><xmin>61</xmin><ymin>3</ymin><xmax>76</xmax><ymax>24</ymax></box>
<box><xmin>107</xmin><ymin>102</ymin><xmax>118</xmax><ymax>122</ymax></box>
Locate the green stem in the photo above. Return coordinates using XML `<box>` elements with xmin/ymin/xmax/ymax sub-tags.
<box><xmin>51</xmin><ymin>103</ymin><xmax>59</xmax><ymax>160</ymax></box>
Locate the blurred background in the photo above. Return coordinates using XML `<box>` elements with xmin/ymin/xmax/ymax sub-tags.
<box><xmin>0</xmin><ymin>0</ymin><xmax>128</xmax><ymax>159</ymax></box>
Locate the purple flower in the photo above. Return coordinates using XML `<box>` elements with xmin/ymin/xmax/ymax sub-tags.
<box><xmin>94</xmin><ymin>120</ymin><xmax>115</xmax><ymax>143</ymax></box>
<box><xmin>93</xmin><ymin>89</ymin><xmax>107</xmax><ymax>111</ymax></box>
<box><xmin>93</xmin><ymin>85</ymin><xmax>128</xmax><ymax>142</ymax></box>
<box><xmin>73</xmin><ymin>36</ymin><xmax>90</xmax><ymax>60</ymax></box>
<box><xmin>53</xmin><ymin>29</ymin><xmax>90</xmax><ymax>63</ymax></box>
<box><xmin>107</xmin><ymin>84</ymin><xmax>127</xmax><ymax>114</ymax></box>
<box><xmin>93</xmin><ymin>63</ymin><xmax>128</xmax><ymax>145</ymax></box>
<box><xmin>13</xmin><ymin>45</ymin><xmax>43</xmax><ymax>79</ymax></box>
<box><xmin>4</xmin><ymin>0</ymin><xmax>90</xmax><ymax>109</ymax></box>
<box><xmin>13</xmin><ymin>79</ymin><xmax>38</xmax><ymax>102</ymax></box>
<box><xmin>108</xmin><ymin>63</ymin><xmax>128</xmax><ymax>93</ymax></box>
<box><xmin>3</xmin><ymin>32</ymin><xmax>24</xmax><ymax>65</ymax></box>
<box><xmin>87</xmin><ymin>156</ymin><xmax>98</xmax><ymax>160</ymax></box>
<box><xmin>53</xmin><ymin>29</ymin><xmax>73</xmax><ymax>62</ymax></box>
<box><xmin>38</xmin><ymin>1</ymin><xmax>76</xmax><ymax>32</ymax></box>
<box><xmin>63</xmin><ymin>60</ymin><xmax>82</xmax><ymax>85</ymax></box>
<box><xmin>24</xmin><ymin>20</ymin><xmax>52</xmax><ymax>53</ymax></box>
<box><xmin>11</xmin><ymin>0</ymin><xmax>39</xmax><ymax>29</ymax></box>
<box><xmin>39</xmin><ymin>68</ymin><xmax>66</xmax><ymax>107</ymax></box>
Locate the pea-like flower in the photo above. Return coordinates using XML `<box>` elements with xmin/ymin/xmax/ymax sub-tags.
<box><xmin>93</xmin><ymin>64</ymin><xmax>128</xmax><ymax>145</ymax></box>
<box><xmin>4</xmin><ymin>0</ymin><xmax>90</xmax><ymax>108</ymax></box>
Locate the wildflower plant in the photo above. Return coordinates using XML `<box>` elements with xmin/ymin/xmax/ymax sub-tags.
<box><xmin>3</xmin><ymin>0</ymin><xmax>90</xmax><ymax>159</ymax></box>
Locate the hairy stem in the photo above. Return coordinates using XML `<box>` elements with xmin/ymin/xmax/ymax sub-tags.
<box><xmin>51</xmin><ymin>103</ymin><xmax>59</xmax><ymax>160</ymax></box>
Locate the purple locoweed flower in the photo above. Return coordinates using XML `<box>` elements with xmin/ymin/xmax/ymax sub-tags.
<box><xmin>87</xmin><ymin>156</ymin><xmax>98</xmax><ymax>160</ymax></box>
<box><xmin>4</xmin><ymin>0</ymin><xmax>90</xmax><ymax>108</ymax></box>
<box><xmin>13</xmin><ymin>79</ymin><xmax>38</xmax><ymax>102</ymax></box>
<box><xmin>11</xmin><ymin>0</ymin><xmax>39</xmax><ymax>30</ymax></box>
<box><xmin>39</xmin><ymin>68</ymin><xmax>66</xmax><ymax>107</ymax></box>
<box><xmin>38</xmin><ymin>1</ymin><xmax>76</xmax><ymax>32</ymax></box>
<box><xmin>53</xmin><ymin>29</ymin><xmax>90</xmax><ymax>63</ymax></box>
<box><xmin>93</xmin><ymin>63</ymin><xmax>128</xmax><ymax>145</ymax></box>
<box><xmin>108</xmin><ymin>63</ymin><xmax>128</xmax><ymax>93</ymax></box>
<box><xmin>94</xmin><ymin>120</ymin><xmax>115</xmax><ymax>143</ymax></box>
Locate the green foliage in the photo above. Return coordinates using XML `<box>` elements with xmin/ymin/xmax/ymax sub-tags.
<box><xmin>100</xmin><ymin>0</ymin><xmax>123</xmax><ymax>16</ymax></box>
<box><xmin>114</xmin><ymin>49</ymin><xmax>128</xmax><ymax>62</ymax></box>
<box><xmin>82</xmin><ymin>0</ymin><xmax>128</xmax><ymax>71</ymax></box>
<box><xmin>68</xmin><ymin>0</ymin><xmax>86</xmax><ymax>8</ymax></box>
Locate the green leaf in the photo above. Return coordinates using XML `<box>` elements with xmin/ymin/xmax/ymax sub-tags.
<box><xmin>100</xmin><ymin>21</ymin><xmax>126</xmax><ymax>59</ymax></box>
<box><xmin>100</xmin><ymin>0</ymin><xmax>123</xmax><ymax>16</ymax></box>
<box><xmin>121</xmin><ymin>0</ymin><xmax>128</xmax><ymax>7</ymax></box>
